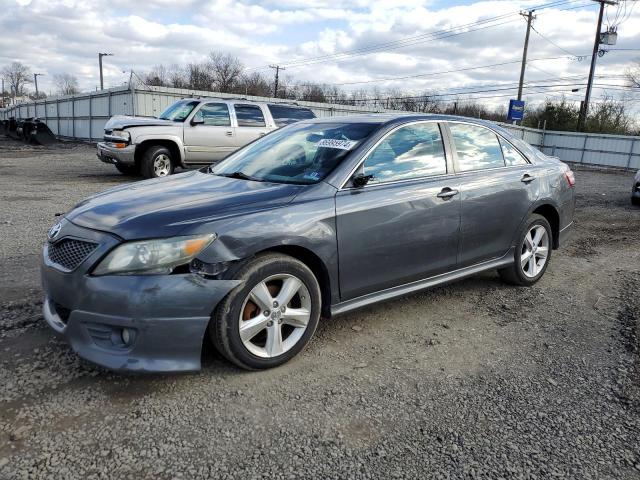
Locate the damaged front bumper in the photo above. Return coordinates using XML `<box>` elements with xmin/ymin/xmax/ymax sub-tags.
<box><xmin>41</xmin><ymin>220</ymin><xmax>241</xmax><ymax>373</ymax></box>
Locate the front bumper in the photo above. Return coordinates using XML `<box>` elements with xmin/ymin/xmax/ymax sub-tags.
<box><xmin>97</xmin><ymin>142</ymin><xmax>136</xmax><ymax>167</ymax></box>
<box><xmin>41</xmin><ymin>220</ymin><xmax>241</xmax><ymax>373</ymax></box>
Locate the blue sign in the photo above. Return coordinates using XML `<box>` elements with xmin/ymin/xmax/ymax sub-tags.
<box><xmin>507</xmin><ymin>99</ymin><xmax>526</xmax><ymax>121</ymax></box>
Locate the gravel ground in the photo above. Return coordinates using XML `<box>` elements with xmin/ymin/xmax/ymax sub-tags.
<box><xmin>0</xmin><ymin>136</ymin><xmax>639</xmax><ymax>479</ymax></box>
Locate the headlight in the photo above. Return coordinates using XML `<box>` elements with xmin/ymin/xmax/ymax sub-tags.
<box><xmin>110</xmin><ymin>130</ymin><xmax>130</xmax><ymax>141</ymax></box>
<box><xmin>93</xmin><ymin>234</ymin><xmax>216</xmax><ymax>276</ymax></box>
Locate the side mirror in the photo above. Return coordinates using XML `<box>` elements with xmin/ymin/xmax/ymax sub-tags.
<box><xmin>352</xmin><ymin>173</ymin><xmax>374</xmax><ymax>188</ymax></box>
<box><xmin>191</xmin><ymin>116</ymin><xmax>204</xmax><ymax>126</ymax></box>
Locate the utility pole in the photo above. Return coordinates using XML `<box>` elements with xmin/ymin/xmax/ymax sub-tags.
<box><xmin>98</xmin><ymin>53</ymin><xmax>113</xmax><ymax>90</ymax></box>
<box><xmin>517</xmin><ymin>10</ymin><xmax>536</xmax><ymax>102</ymax></box>
<box><xmin>577</xmin><ymin>0</ymin><xmax>616</xmax><ymax>131</ymax></box>
<box><xmin>34</xmin><ymin>73</ymin><xmax>44</xmax><ymax>98</ymax></box>
<box><xmin>269</xmin><ymin>65</ymin><xmax>285</xmax><ymax>98</ymax></box>
<box><xmin>1</xmin><ymin>78</ymin><xmax>4</xmax><ymax>108</ymax></box>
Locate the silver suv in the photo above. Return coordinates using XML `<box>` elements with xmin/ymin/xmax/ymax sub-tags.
<box><xmin>97</xmin><ymin>98</ymin><xmax>316</xmax><ymax>178</ymax></box>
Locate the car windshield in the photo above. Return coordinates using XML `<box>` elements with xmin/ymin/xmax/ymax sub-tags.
<box><xmin>211</xmin><ymin>121</ymin><xmax>381</xmax><ymax>185</ymax></box>
<box><xmin>158</xmin><ymin>100</ymin><xmax>199</xmax><ymax>122</ymax></box>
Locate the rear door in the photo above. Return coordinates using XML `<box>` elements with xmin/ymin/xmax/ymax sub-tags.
<box><xmin>336</xmin><ymin>121</ymin><xmax>461</xmax><ymax>300</ymax></box>
<box><xmin>232</xmin><ymin>104</ymin><xmax>271</xmax><ymax>148</ymax></box>
<box><xmin>183</xmin><ymin>102</ymin><xmax>236</xmax><ymax>163</ymax></box>
<box><xmin>445</xmin><ymin>122</ymin><xmax>540</xmax><ymax>267</ymax></box>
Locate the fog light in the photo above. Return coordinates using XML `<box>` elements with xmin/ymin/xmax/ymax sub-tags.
<box><xmin>121</xmin><ymin>328</ymin><xmax>132</xmax><ymax>346</ymax></box>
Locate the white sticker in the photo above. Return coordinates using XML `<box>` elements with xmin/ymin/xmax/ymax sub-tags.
<box><xmin>316</xmin><ymin>139</ymin><xmax>358</xmax><ymax>150</ymax></box>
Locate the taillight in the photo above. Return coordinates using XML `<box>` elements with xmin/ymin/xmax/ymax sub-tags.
<box><xmin>564</xmin><ymin>170</ymin><xmax>575</xmax><ymax>187</ymax></box>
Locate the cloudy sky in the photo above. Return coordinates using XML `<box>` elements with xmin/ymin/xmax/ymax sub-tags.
<box><xmin>1</xmin><ymin>0</ymin><xmax>639</xmax><ymax>112</ymax></box>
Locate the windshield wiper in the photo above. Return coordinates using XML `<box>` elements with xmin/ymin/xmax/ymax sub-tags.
<box><xmin>217</xmin><ymin>171</ymin><xmax>263</xmax><ymax>182</ymax></box>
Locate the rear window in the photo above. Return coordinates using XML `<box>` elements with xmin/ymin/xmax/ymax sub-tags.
<box><xmin>234</xmin><ymin>105</ymin><xmax>266</xmax><ymax>127</ymax></box>
<box><xmin>268</xmin><ymin>104</ymin><xmax>316</xmax><ymax>127</ymax></box>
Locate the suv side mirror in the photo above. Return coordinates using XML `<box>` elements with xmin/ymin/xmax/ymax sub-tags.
<box><xmin>191</xmin><ymin>116</ymin><xmax>204</xmax><ymax>126</ymax></box>
<box><xmin>352</xmin><ymin>173</ymin><xmax>374</xmax><ymax>188</ymax></box>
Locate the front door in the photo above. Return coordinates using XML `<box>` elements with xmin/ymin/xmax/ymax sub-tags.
<box><xmin>183</xmin><ymin>102</ymin><xmax>236</xmax><ymax>163</ymax></box>
<box><xmin>336</xmin><ymin>122</ymin><xmax>461</xmax><ymax>301</ymax></box>
<box><xmin>446</xmin><ymin>122</ymin><xmax>540</xmax><ymax>267</ymax></box>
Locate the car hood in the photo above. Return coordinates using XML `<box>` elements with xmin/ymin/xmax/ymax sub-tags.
<box><xmin>67</xmin><ymin>170</ymin><xmax>304</xmax><ymax>239</ymax></box>
<box><xmin>105</xmin><ymin>115</ymin><xmax>176</xmax><ymax>130</ymax></box>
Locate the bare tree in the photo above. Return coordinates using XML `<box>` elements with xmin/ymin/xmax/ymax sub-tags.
<box><xmin>144</xmin><ymin>65</ymin><xmax>168</xmax><ymax>87</ymax></box>
<box><xmin>627</xmin><ymin>62</ymin><xmax>639</xmax><ymax>88</ymax></box>
<box><xmin>208</xmin><ymin>52</ymin><xmax>244</xmax><ymax>93</ymax></box>
<box><xmin>1</xmin><ymin>61</ymin><xmax>32</xmax><ymax>99</ymax></box>
<box><xmin>53</xmin><ymin>73</ymin><xmax>80</xmax><ymax>95</ymax></box>
<box><xmin>238</xmin><ymin>72</ymin><xmax>272</xmax><ymax>97</ymax></box>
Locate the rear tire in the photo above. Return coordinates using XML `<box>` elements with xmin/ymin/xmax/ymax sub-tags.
<box><xmin>114</xmin><ymin>163</ymin><xmax>139</xmax><ymax>176</ymax></box>
<box><xmin>209</xmin><ymin>253</ymin><xmax>322</xmax><ymax>370</ymax></box>
<box><xmin>632</xmin><ymin>196</ymin><xmax>640</xmax><ymax>206</ymax></box>
<box><xmin>499</xmin><ymin>214</ymin><xmax>552</xmax><ymax>286</ymax></box>
<box><xmin>141</xmin><ymin>145</ymin><xmax>174</xmax><ymax>179</ymax></box>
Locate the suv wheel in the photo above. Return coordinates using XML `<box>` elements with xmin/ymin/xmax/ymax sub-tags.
<box><xmin>142</xmin><ymin>145</ymin><xmax>174</xmax><ymax>179</ymax></box>
<box><xmin>210</xmin><ymin>253</ymin><xmax>322</xmax><ymax>370</ymax></box>
<box><xmin>499</xmin><ymin>214</ymin><xmax>552</xmax><ymax>286</ymax></box>
<box><xmin>114</xmin><ymin>163</ymin><xmax>139</xmax><ymax>176</ymax></box>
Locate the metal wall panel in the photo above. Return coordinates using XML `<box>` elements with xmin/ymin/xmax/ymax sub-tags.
<box><xmin>1</xmin><ymin>86</ymin><xmax>639</xmax><ymax>169</ymax></box>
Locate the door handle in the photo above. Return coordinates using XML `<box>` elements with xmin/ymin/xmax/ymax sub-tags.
<box><xmin>521</xmin><ymin>174</ymin><xmax>536</xmax><ymax>183</ymax></box>
<box><xmin>259</xmin><ymin>132</ymin><xmax>267</xmax><ymax>137</ymax></box>
<box><xmin>225</xmin><ymin>131</ymin><xmax>233</xmax><ymax>137</ymax></box>
<box><xmin>437</xmin><ymin>187</ymin><xmax>459</xmax><ymax>199</ymax></box>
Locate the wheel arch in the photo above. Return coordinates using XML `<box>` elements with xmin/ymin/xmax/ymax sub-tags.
<box><xmin>531</xmin><ymin>202</ymin><xmax>560</xmax><ymax>249</ymax></box>
<box><xmin>254</xmin><ymin>245</ymin><xmax>333</xmax><ymax>319</ymax></box>
<box><xmin>135</xmin><ymin>138</ymin><xmax>185</xmax><ymax>168</ymax></box>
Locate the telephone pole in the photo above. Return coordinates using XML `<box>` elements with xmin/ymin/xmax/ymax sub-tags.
<box><xmin>98</xmin><ymin>53</ymin><xmax>113</xmax><ymax>90</ymax></box>
<box><xmin>269</xmin><ymin>65</ymin><xmax>285</xmax><ymax>98</ymax></box>
<box><xmin>34</xmin><ymin>73</ymin><xmax>44</xmax><ymax>98</ymax></box>
<box><xmin>577</xmin><ymin>0</ymin><xmax>617</xmax><ymax>131</ymax></box>
<box><xmin>517</xmin><ymin>10</ymin><xmax>536</xmax><ymax>102</ymax></box>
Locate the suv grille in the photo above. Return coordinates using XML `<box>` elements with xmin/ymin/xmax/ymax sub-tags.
<box><xmin>48</xmin><ymin>239</ymin><xmax>98</xmax><ymax>271</ymax></box>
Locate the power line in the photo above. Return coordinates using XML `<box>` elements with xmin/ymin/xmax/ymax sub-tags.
<box><xmin>530</xmin><ymin>24</ymin><xmax>585</xmax><ymax>58</ymax></box>
<box><xmin>246</xmin><ymin>0</ymin><xmax>587</xmax><ymax>72</ymax></box>
<box><xmin>292</xmin><ymin>55</ymin><xmax>590</xmax><ymax>87</ymax></box>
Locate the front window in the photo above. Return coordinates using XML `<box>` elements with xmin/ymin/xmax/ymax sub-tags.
<box><xmin>364</xmin><ymin>122</ymin><xmax>447</xmax><ymax>183</ymax></box>
<box><xmin>211</xmin><ymin>122</ymin><xmax>381</xmax><ymax>185</ymax></box>
<box><xmin>158</xmin><ymin>100</ymin><xmax>199</xmax><ymax>122</ymax></box>
<box><xmin>193</xmin><ymin>103</ymin><xmax>231</xmax><ymax>126</ymax></box>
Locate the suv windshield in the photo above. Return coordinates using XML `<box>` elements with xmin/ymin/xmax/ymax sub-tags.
<box><xmin>158</xmin><ymin>100</ymin><xmax>200</xmax><ymax>122</ymax></box>
<box><xmin>211</xmin><ymin>122</ymin><xmax>381</xmax><ymax>185</ymax></box>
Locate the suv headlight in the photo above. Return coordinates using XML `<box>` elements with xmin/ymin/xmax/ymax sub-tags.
<box><xmin>110</xmin><ymin>129</ymin><xmax>131</xmax><ymax>142</ymax></box>
<box><xmin>93</xmin><ymin>234</ymin><xmax>216</xmax><ymax>276</ymax></box>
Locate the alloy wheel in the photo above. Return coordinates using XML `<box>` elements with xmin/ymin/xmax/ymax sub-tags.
<box><xmin>521</xmin><ymin>224</ymin><xmax>549</xmax><ymax>278</ymax></box>
<box><xmin>238</xmin><ymin>274</ymin><xmax>311</xmax><ymax>358</ymax></box>
<box><xmin>153</xmin><ymin>154</ymin><xmax>171</xmax><ymax>177</ymax></box>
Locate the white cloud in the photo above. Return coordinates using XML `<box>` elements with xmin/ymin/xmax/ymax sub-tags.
<box><xmin>0</xmin><ymin>0</ymin><xmax>638</xmax><ymax>114</ymax></box>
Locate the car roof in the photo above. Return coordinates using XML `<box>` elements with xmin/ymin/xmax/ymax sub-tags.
<box><xmin>300</xmin><ymin>113</ymin><xmax>500</xmax><ymax>129</ymax></box>
<box><xmin>179</xmin><ymin>97</ymin><xmax>311</xmax><ymax>109</ymax></box>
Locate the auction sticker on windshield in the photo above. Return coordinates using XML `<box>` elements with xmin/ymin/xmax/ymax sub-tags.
<box><xmin>316</xmin><ymin>139</ymin><xmax>358</xmax><ymax>150</ymax></box>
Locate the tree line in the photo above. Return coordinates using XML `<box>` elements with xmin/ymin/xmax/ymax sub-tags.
<box><xmin>2</xmin><ymin>53</ymin><xmax>639</xmax><ymax>135</ymax></box>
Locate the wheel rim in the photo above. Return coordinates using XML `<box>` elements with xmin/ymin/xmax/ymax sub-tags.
<box><xmin>238</xmin><ymin>274</ymin><xmax>311</xmax><ymax>358</ymax></box>
<box><xmin>521</xmin><ymin>224</ymin><xmax>549</xmax><ymax>278</ymax></box>
<box><xmin>153</xmin><ymin>154</ymin><xmax>171</xmax><ymax>176</ymax></box>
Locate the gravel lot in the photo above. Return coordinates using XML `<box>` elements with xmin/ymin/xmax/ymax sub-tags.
<box><xmin>1</xmin><ymin>136</ymin><xmax>639</xmax><ymax>479</ymax></box>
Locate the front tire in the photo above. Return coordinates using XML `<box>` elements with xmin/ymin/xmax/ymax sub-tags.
<box><xmin>210</xmin><ymin>253</ymin><xmax>322</xmax><ymax>370</ymax></box>
<box><xmin>141</xmin><ymin>145</ymin><xmax>174</xmax><ymax>179</ymax></box>
<box><xmin>632</xmin><ymin>196</ymin><xmax>640</xmax><ymax>206</ymax></box>
<box><xmin>499</xmin><ymin>214</ymin><xmax>552</xmax><ymax>286</ymax></box>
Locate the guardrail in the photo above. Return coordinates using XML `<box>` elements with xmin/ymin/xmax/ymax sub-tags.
<box><xmin>2</xmin><ymin>86</ymin><xmax>639</xmax><ymax>170</ymax></box>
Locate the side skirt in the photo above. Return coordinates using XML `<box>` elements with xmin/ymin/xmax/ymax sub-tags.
<box><xmin>330</xmin><ymin>247</ymin><xmax>515</xmax><ymax>316</ymax></box>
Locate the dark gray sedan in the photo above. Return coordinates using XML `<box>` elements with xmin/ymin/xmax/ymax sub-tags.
<box><xmin>41</xmin><ymin>114</ymin><xmax>575</xmax><ymax>372</ymax></box>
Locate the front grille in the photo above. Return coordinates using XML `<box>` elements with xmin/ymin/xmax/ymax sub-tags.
<box><xmin>48</xmin><ymin>239</ymin><xmax>98</xmax><ymax>271</ymax></box>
